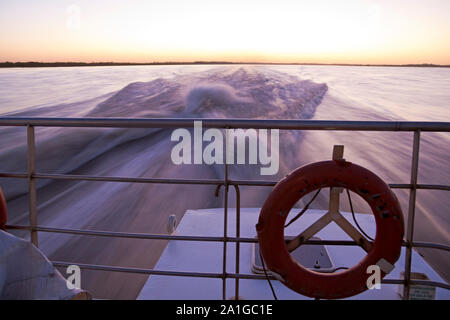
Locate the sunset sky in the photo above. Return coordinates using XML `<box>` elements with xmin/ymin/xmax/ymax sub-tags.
<box><xmin>1</xmin><ymin>0</ymin><xmax>449</xmax><ymax>64</ymax></box>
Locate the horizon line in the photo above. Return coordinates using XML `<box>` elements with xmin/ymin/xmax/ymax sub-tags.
<box><xmin>1</xmin><ymin>61</ymin><xmax>450</xmax><ymax>68</ymax></box>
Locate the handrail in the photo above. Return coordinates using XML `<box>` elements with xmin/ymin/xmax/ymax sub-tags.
<box><xmin>0</xmin><ymin>117</ymin><xmax>449</xmax><ymax>131</ymax></box>
<box><xmin>1</xmin><ymin>172</ymin><xmax>450</xmax><ymax>191</ymax></box>
<box><xmin>1</xmin><ymin>117</ymin><xmax>449</xmax><ymax>300</ymax></box>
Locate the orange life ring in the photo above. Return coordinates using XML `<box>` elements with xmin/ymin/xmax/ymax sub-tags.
<box><xmin>257</xmin><ymin>160</ymin><xmax>404</xmax><ymax>299</ymax></box>
<box><xmin>0</xmin><ymin>186</ymin><xmax>7</xmax><ymax>230</ymax></box>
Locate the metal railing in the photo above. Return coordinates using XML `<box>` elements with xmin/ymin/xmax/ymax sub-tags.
<box><xmin>1</xmin><ymin>117</ymin><xmax>450</xmax><ymax>300</ymax></box>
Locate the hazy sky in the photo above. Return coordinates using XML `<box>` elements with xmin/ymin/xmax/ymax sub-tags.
<box><xmin>1</xmin><ymin>0</ymin><xmax>449</xmax><ymax>64</ymax></box>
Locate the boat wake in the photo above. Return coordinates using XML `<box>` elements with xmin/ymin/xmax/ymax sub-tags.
<box><xmin>0</xmin><ymin>66</ymin><xmax>329</xmax><ymax>298</ymax></box>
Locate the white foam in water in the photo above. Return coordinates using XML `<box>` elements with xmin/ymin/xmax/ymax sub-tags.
<box><xmin>0</xmin><ymin>65</ymin><xmax>449</xmax><ymax>299</ymax></box>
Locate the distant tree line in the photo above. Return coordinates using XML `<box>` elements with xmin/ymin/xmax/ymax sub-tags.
<box><xmin>0</xmin><ymin>61</ymin><xmax>234</xmax><ymax>68</ymax></box>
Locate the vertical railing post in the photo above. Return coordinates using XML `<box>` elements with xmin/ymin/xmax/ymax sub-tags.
<box><xmin>222</xmin><ymin>128</ymin><xmax>230</xmax><ymax>300</ymax></box>
<box><xmin>27</xmin><ymin>125</ymin><xmax>38</xmax><ymax>247</ymax></box>
<box><xmin>403</xmin><ymin>130</ymin><xmax>421</xmax><ymax>299</ymax></box>
<box><xmin>234</xmin><ymin>185</ymin><xmax>241</xmax><ymax>300</ymax></box>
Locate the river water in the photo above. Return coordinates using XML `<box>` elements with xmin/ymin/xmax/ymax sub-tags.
<box><xmin>0</xmin><ymin>65</ymin><xmax>448</xmax><ymax>298</ymax></box>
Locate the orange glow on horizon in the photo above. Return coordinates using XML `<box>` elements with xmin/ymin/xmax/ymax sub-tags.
<box><xmin>1</xmin><ymin>0</ymin><xmax>450</xmax><ymax>65</ymax></box>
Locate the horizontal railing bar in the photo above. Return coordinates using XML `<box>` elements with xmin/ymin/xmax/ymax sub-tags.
<box><xmin>381</xmin><ymin>279</ymin><xmax>450</xmax><ymax>290</ymax></box>
<box><xmin>4</xmin><ymin>225</ymin><xmax>360</xmax><ymax>245</ymax></box>
<box><xmin>1</xmin><ymin>172</ymin><xmax>449</xmax><ymax>192</ymax></box>
<box><xmin>412</xmin><ymin>184</ymin><xmax>450</xmax><ymax>191</ymax></box>
<box><xmin>389</xmin><ymin>184</ymin><xmax>450</xmax><ymax>191</ymax></box>
<box><xmin>236</xmin><ymin>182</ymin><xmax>450</xmax><ymax>191</ymax></box>
<box><xmin>6</xmin><ymin>225</ymin><xmax>450</xmax><ymax>253</ymax></box>
<box><xmin>0</xmin><ymin>117</ymin><xmax>450</xmax><ymax>132</ymax></box>
<box><xmin>51</xmin><ymin>261</ymin><xmax>450</xmax><ymax>290</ymax></box>
<box><xmin>389</xmin><ymin>184</ymin><xmax>412</xmax><ymax>189</ymax></box>
<box><xmin>7</xmin><ymin>225</ymin><xmax>226</xmax><ymax>242</ymax></box>
<box><xmin>0</xmin><ymin>172</ymin><xmax>28</xmax><ymax>179</ymax></box>
<box><xmin>52</xmin><ymin>260</ymin><xmax>272</xmax><ymax>280</ymax></box>
<box><xmin>4</xmin><ymin>225</ymin><xmax>348</xmax><ymax>244</ymax></box>
<box><xmin>408</xmin><ymin>279</ymin><xmax>450</xmax><ymax>290</ymax></box>
<box><xmin>412</xmin><ymin>241</ymin><xmax>450</xmax><ymax>252</ymax></box>
<box><xmin>52</xmin><ymin>261</ymin><xmax>223</xmax><ymax>278</ymax></box>
<box><xmin>381</xmin><ymin>279</ymin><xmax>404</xmax><ymax>285</ymax></box>
<box><xmin>34</xmin><ymin>173</ymin><xmax>224</xmax><ymax>185</ymax></box>
<box><xmin>228</xmin><ymin>179</ymin><xmax>276</xmax><ymax>187</ymax></box>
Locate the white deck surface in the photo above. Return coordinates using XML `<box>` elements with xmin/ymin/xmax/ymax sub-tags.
<box><xmin>138</xmin><ymin>208</ymin><xmax>449</xmax><ymax>300</ymax></box>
